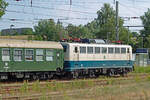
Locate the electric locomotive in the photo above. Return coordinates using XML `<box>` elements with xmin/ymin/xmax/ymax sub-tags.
<box><xmin>61</xmin><ymin>42</ymin><xmax>134</xmax><ymax>78</ymax></box>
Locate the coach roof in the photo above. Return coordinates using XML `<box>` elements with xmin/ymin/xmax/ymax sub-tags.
<box><xmin>0</xmin><ymin>39</ymin><xmax>63</xmax><ymax>49</ymax></box>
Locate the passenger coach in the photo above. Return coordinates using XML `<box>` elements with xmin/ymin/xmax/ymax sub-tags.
<box><xmin>0</xmin><ymin>39</ymin><xmax>64</xmax><ymax>80</ymax></box>
<box><xmin>61</xmin><ymin>42</ymin><xmax>134</xmax><ymax>78</ymax></box>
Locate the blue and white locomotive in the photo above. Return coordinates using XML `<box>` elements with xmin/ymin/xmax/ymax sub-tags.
<box><xmin>61</xmin><ymin>42</ymin><xmax>134</xmax><ymax>78</ymax></box>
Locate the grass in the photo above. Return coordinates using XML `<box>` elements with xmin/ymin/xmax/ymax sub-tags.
<box><xmin>133</xmin><ymin>65</ymin><xmax>150</xmax><ymax>73</ymax></box>
<box><xmin>20</xmin><ymin>80</ymin><xmax>29</xmax><ymax>93</ymax></box>
<box><xmin>49</xmin><ymin>80</ymin><xmax>150</xmax><ymax>100</ymax></box>
<box><xmin>3</xmin><ymin>75</ymin><xmax>149</xmax><ymax>100</ymax></box>
<box><xmin>2</xmin><ymin>66</ymin><xmax>150</xmax><ymax>99</ymax></box>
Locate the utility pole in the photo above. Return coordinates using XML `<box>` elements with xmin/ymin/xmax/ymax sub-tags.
<box><xmin>116</xmin><ymin>1</ymin><xmax>119</xmax><ymax>41</ymax></box>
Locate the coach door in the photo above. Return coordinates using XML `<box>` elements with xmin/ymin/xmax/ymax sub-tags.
<box><xmin>73</xmin><ymin>46</ymin><xmax>79</xmax><ymax>68</ymax></box>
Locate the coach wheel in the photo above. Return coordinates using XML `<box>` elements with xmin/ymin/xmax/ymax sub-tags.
<box><xmin>56</xmin><ymin>68</ymin><xmax>62</xmax><ymax>73</ymax></box>
<box><xmin>32</xmin><ymin>75</ymin><xmax>38</xmax><ymax>80</ymax></box>
<box><xmin>48</xmin><ymin>73</ymin><xmax>54</xmax><ymax>79</ymax></box>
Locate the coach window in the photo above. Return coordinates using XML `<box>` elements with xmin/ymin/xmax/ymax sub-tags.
<box><xmin>102</xmin><ymin>47</ymin><xmax>107</xmax><ymax>54</ymax></box>
<box><xmin>121</xmin><ymin>48</ymin><xmax>126</xmax><ymax>54</ymax></box>
<box><xmin>95</xmin><ymin>47</ymin><xmax>100</xmax><ymax>54</ymax></box>
<box><xmin>108</xmin><ymin>48</ymin><xmax>114</xmax><ymax>54</ymax></box>
<box><xmin>115</xmin><ymin>48</ymin><xmax>120</xmax><ymax>53</ymax></box>
<box><xmin>14</xmin><ymin>49</ymin><xmax>22</xmax><ymax>61</ymax></box>
<box><xmin>80</xmin><ymin>47</ymin><xmax>86</xmax><ymax>54</ymax></box>
<box><xmin>87</xmin><ymin>47</ymin><xmax>93</xmax><ymax>54</ymax></box>
<box><xmin>25</xmin><ymin>49</ymin><xmax>34</xmax><ymax>61</ymax></box>
<box><xmin>36</xmin><ymin>49</ymin><xmax>44</xmax><ymax>61</ymax></box>
<box><xmin>2</xmin><ymin>48</ymin><xmax>10</xmax><ymax>61</ymax></box>
<box><xmin>46</xmin><ymin>50</ymin><xmax>53</xmax><ymax>61</ymax></box>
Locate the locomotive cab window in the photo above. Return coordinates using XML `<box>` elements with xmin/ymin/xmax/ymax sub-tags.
<box><xmin>14</xmin><ymin>49</ymin><xmax>22</xmax><ymax>61</ymax></box>
<box><xmin>2</xmin><ymin>48</ymin><xmax>10</xmax><ymax>61</ymax></box>
<box><xmin>36</xmin><ymin>49</ymin><xmax>44</xmax><ymax>61</ymax></box>
<box><xmin>95</xmin><ymin>47</ymin><xmax>100</xmax><ymax>54</ymax></box>
<box><xmin>121</xmin><ymin>48</ymin><xmax>126</xmax><ymax>54</ymax></box>
<box><xmin>25</xmin><ymin>49</ymin><xmax>34</xmax><ymax>61</ymax></box>
<box><xmin>115</xmin><ymin>48</ymin><xmax>120</xmax><ymax>53</ymax></box>
<box><xmin>108</xmin><ymin>48</ymin><xmax>114</xmax><ymax>54</ymax></box>
<box><xmin>87</xmin><ymin>47</ymin><xmax>93</xmax><ymax>54</ymax></box>
<box><xmin>102</xmin><ymin>47</ymin><xmax>107</xmax><ymax>54</ymax></box>
<box><xmin>80</xmin><ymin>46</ymin><xmax>86</xmax><ymax>54</ymax></box>
<box><xmin>46</xmin><ymin>50</ymin><xmax>53</xmax><ymax>61</ymax></box>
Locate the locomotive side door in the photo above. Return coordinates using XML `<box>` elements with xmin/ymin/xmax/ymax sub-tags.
<box><xmin>127</xmin><ymin>48</ymin><xmax>131</xmax><ymax>60</ymax></box>
<box><xmin>73</xmin><ymin>45</ymin><xmax>79</xmax><ymax>68</ymax></box>
<box><xmin>127</xmin><ymin>48</ymin><xmax>131</xmax><ymax>67</ymax></box>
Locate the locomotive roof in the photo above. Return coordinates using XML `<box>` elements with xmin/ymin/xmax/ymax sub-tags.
<box><xmin>0</xmin><ymin>39</ymin><xmax>63</xmax><ymax>49</ymax></box>
<box><xmin>61</xmin><ymin>42</ymin><xmax>131</xmax><ymax>48</ymax></box>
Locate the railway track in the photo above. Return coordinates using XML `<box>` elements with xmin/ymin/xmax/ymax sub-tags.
<box><xmin>0</xmin><ymin>73</ymin><xmax>149</xmax><ymax>99</ymax></box>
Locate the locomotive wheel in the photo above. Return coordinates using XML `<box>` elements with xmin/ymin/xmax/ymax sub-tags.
<box><xmin>72</xmin><ymin>71</ymin><xmax>79</xmax><ymax>79</ymax></box>
<box><xmin>107</xmin><ymin>70</ymin><xmax>113</xmax><ymax>77</ymax></box>
<box><xmin>95</xmin><ymin>73</ymin><xmax>99</xmax><ymax>78</ymax></box>
<box><xmin>121</xmin><ymin>68</ymin><xmax>127</xmax><ymax>77</ymax></box>
<box><xmin>89</xmin><ymin>71</ymin><xmax>95</xmax><ymax>78</ymax></box>
<box><xmin>121</xmin><ymin>72</ymin><xmax>127</xmax><ymax>77</ymax></box>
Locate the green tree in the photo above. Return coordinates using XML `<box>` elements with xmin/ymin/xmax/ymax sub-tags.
<box><xmin>66</xmin><ymin>24</ymin><xmax>79</xmax><ymax>38</ymax></box>
<box><xmin>140</xmin><ymin>8</ymin><xmax>150</xmax><ymax>48</ymax></box>
<box><xmin>144</xmin><ymin>35</ymin><xmax>150</xmax><ymax>47</ymax></box>
<box><xmin>140</xmin><ymin>9</ymin><xmax>150</xmax><ymax>37</ymax></box>
<box><xmin>0</xmin><ymin>0</ymin><xmax>8</xmax><ymax>18</ymax></box>
<box><xmin>34</xmin><ymin>19</ymin><xmax>66</xmax><ymax>41</ymax></box>
<box><xmin>78</xmin><ymin>25</ymin><xmax>94</xmax><ymax>38</ymax></box>
<box><xmin>86</xmin><ymin>3</ymin><xmax>132</xmax><ymax>44</ymax></box>
<box><xmin>85</xmin><ymin>20</ymin><xmax>98</xmax><ymax>38</ymax></box>
<box><xmin>56</xmin><ymin>20</ymin><xmax>68</xmax><ymax>39</ymax></box>
<box><xmin>95</xmin><ymin>3</ymin><xmax>116</xmax><ymax>40</ymax></box>
<box><xmin>132</xmin><ymin>32</ymin><xmax>139</xmax><ymax>37</ymax></box>
<box><xmin>66</xmin><ymin>24</ymin><xmax>94</xmax><ymax>39</ymax></box>
<box><xmin>21</xmin><ymin>28</ymin><xmax>33</xmax><ymax>35</ymax></box>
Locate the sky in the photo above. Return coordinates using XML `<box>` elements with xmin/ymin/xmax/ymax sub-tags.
<box><xmin>0</xmin><ymin>0</ymin><xmax>149</xmax><ymax>32</ymax></box>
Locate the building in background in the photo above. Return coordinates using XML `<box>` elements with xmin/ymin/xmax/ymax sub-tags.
<box><xmin>135</xmin><ymin>48</ymin><xmax>149</xmax><ymax>67</ymax></box>
<box><xmin>1</xmin><ymin>28</ymin><xmax>33</xmax><ymax>36</ymax></box>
